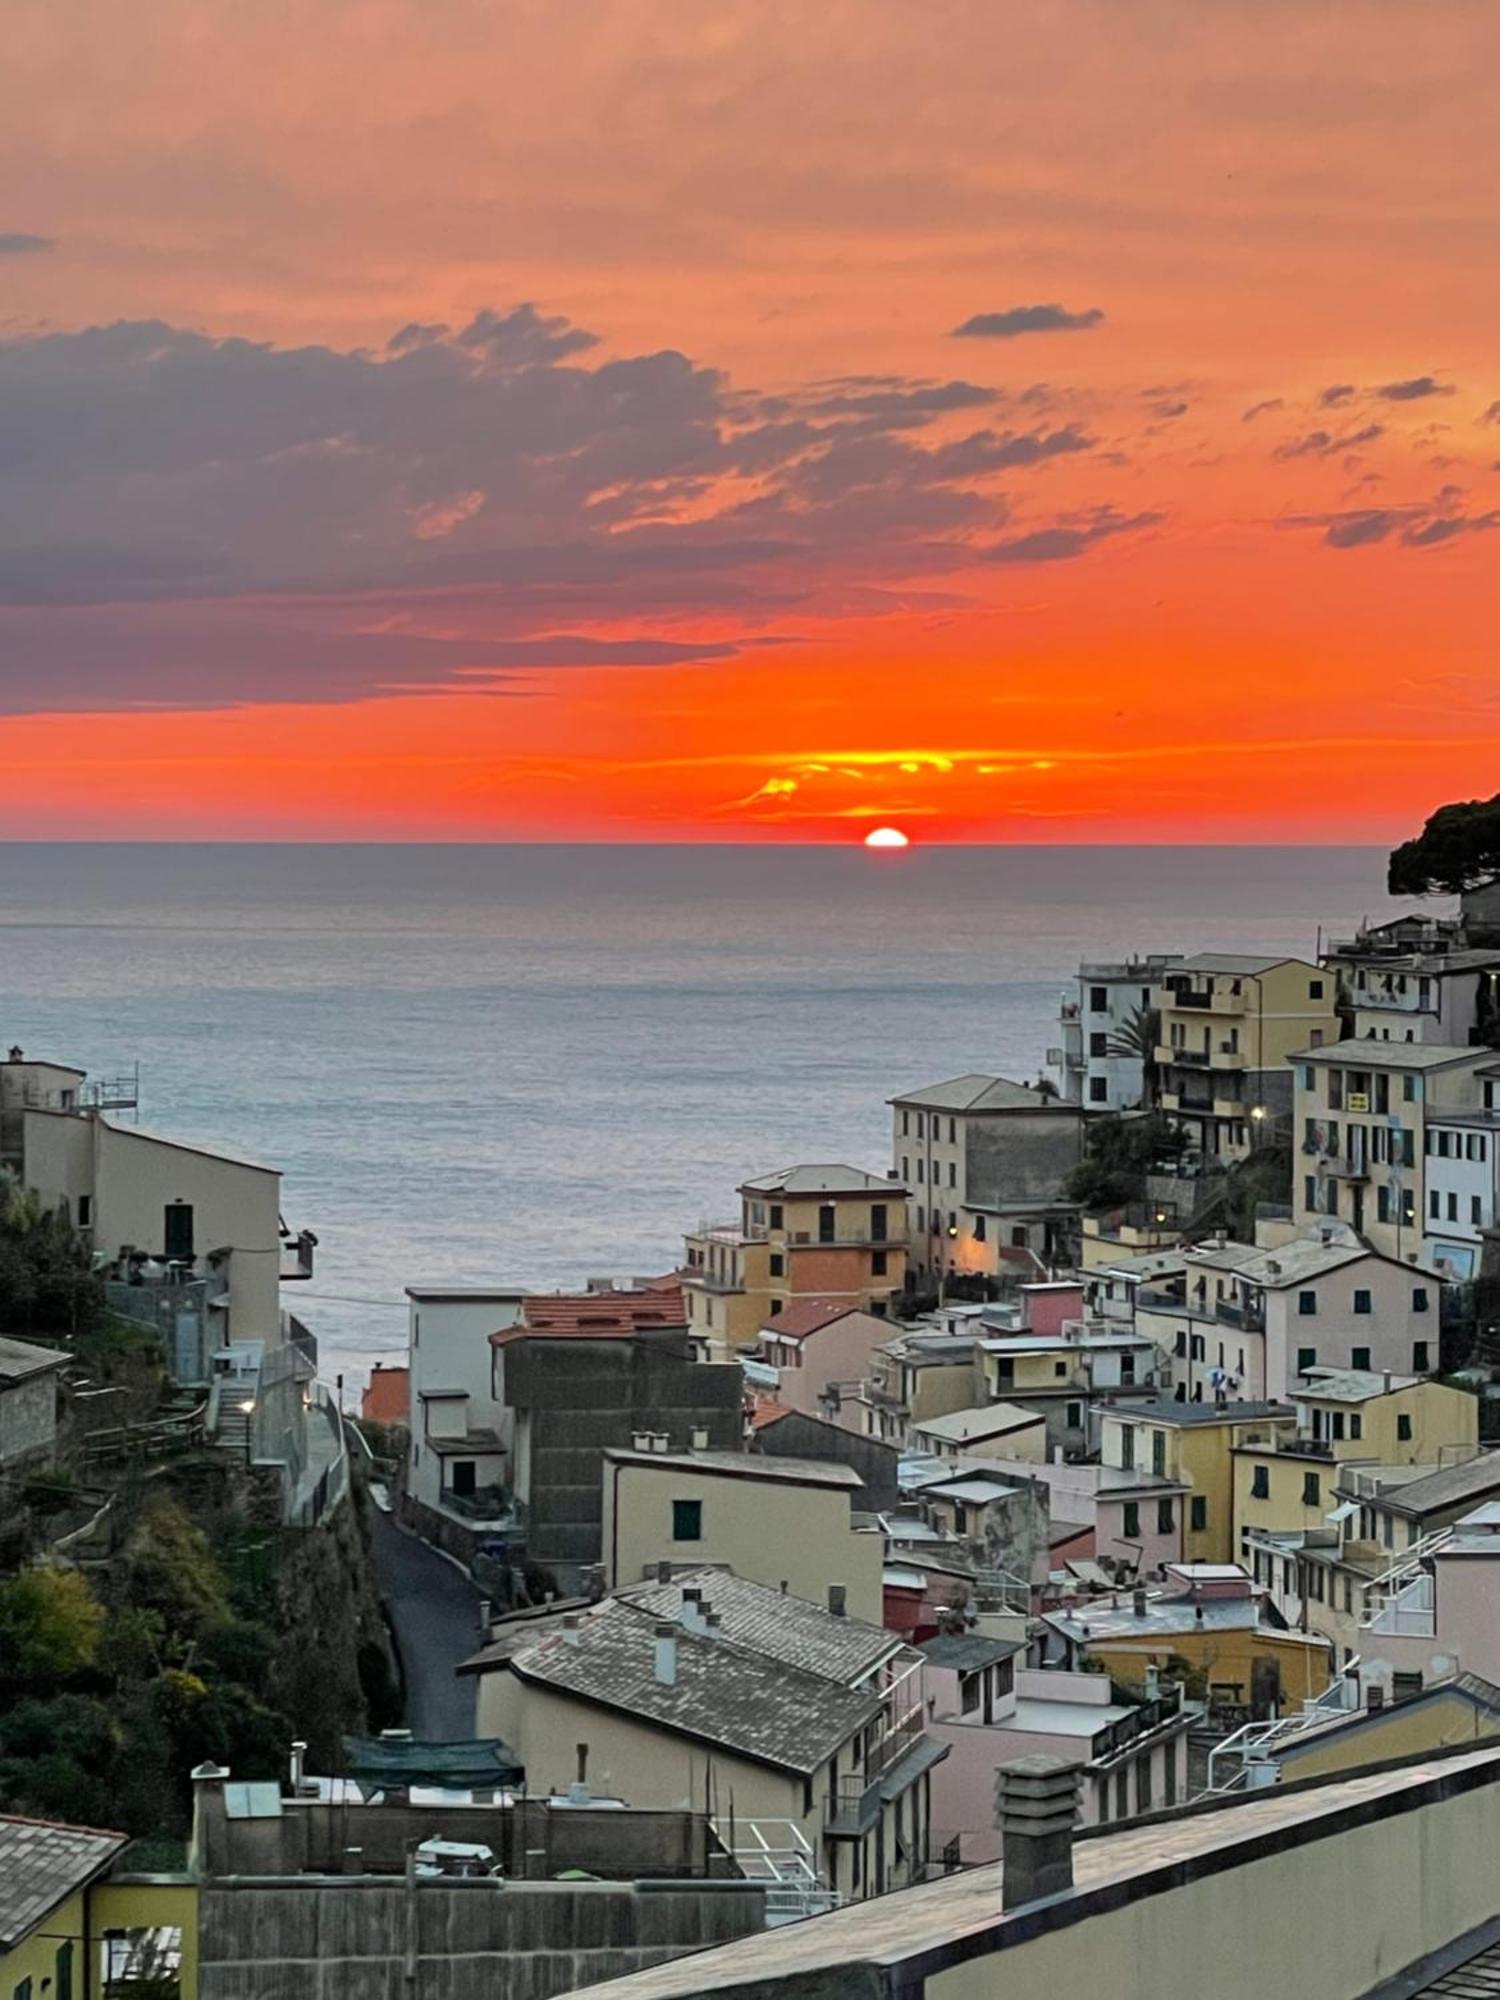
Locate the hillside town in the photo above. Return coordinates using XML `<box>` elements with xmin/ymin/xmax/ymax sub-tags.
<box><xmin>10</xmin><ymin>863</ymin><xmax>1500</xmax><ymax>1997</ymax></box>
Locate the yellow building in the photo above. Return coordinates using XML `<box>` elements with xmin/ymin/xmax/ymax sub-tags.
<box><xmin>1154</xmin><ymin>953</ymin><xmax>1340</xmax><ymax>1165</ymax></box>
<box><xmin>600</xmin><ymin>1446</ymin><xmax>884</xmax><ymax>1622</ymax></box>
<box><xmin>1098</xmin><ymin>1401</ymin><xmax>1298</xmax><ymax>1564</ymax></box>
<box><xmin>683</xmin><ymin>1165</ymin><xmax>908</xmax><ymax>1356</ymax></box>
<box><xmin>1043</xmin><ymin>1566</ymin><xmax>1331</xmax><ymax>1714</ymax></box>
<box><xmin>0</xmin><ymin>1818</ymin><xmax>198</xmax><ymax>2000</ymax></box>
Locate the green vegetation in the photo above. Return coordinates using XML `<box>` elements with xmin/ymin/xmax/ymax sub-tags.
<box><xmin>1389</xmin><ymin>793</ymin><xmax>1500</xmax><ymax>896</ymax></box>
<box><xmin>1065</xmin><ymin>1112</ymin><xmax>1184</xmax><ymax>1209</ymax></box>
<box><xmin>0</xmin><ymin>1173</ymin><xmax>105</xmax><ymax>1340</ymax></box>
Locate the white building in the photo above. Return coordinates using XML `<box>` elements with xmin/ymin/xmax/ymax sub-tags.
<box><xmin>1052</xmin><ymin>957</ymin><xmax>1183</xmax><ymax>1109</ymax></box>
<box><xmin>1424</xmin><ymin>1101</ymin><xmax>1500</xmax><ymax>1279</ymax></box>
<box><xmin>404</xmin><ymin>1284</ymin><xmax>528</xmax><ymax>1530</ymax></box>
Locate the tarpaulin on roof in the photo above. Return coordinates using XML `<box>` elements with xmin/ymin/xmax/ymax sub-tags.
<box><xmin>342</xmin><ymin>1736</ymin><xmax>524</xmax><ymax>1790</ymax></box>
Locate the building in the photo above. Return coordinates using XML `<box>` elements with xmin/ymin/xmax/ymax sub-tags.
<box><xmin>403</xmin><ymin>1282</ymin><xmax>529</xmax><ymax>1542</ymax></box>
<box><xmin>360</xmin><ymin>1360</ymin><xmax>409</xmax><ymax>1428</ymax></box>
<box><xmin>750</xmin><ymin>1406</ymin><xmax>904</xmax><ymax>1513</ymax></box>
<box><xmin>1339</xmin><ymin>1450</ymin><xmax>1500</xmax><ymax>1557</ymax></box>
<box><xmin>1051</xmin><ymin>956</ymin><xmax>1184</xmax><ymax>1109</ymax></box>
<box><xmin>2</xmin><ymin>1045</ymin><xmax>314</xmax><ymax>1369</ymax></box>
<box><xmin>0</xmin><ymin>1814</ymin><xmax>130</xmax><ymax>1999</ymax></box>
<box><xmin>0</xmin><ymin>1334</ymin><xmax>67</xmax><ymax>1473</ymax></box>
<box><xmin>683</xmin><ymin>1167</ymin><xmax>908</xmax><ymax>1357</ymax></box>
<box><xmin>547</xmin><ymin>1740</ymin><xmax>1500</xmax><ymax>2000</ymax></box>
<box><xmin>468</xmin><ymin>1570</ymin><xmax>946</xmax><ymax>1904</ymax></box>
<box><xmin>496</xmin><ymin>1317</ymin><xmax>744</xmax><ymax>1592</ymax></box>
<box><xmin>599</xmin><ymin>1446</ymin><xmax>884</xmax><ymax>1621</ymax></box>
<box><xmin>1291</xmin><ymin>1039</ymin><xmax>1496</xmax><ymax>1264</ymax></box>
<box><xmin>1040</xmin><ymin>1563</ymin><xmax>1332</xmax><ymax>1715</ymax></box>
<box><xmin>908</xmin><ymin>1403</ymin><xmax>1047</xmax><ymax>1465</ymax></box>
<box><xmin>1099</xmin><ymin>1400</ymin><xmax>1296</xmax><ymax>1565</ymax></box>
<box><xmin>1153</xmin><ymin>954</ymin><xmax>1340</xmax><ymax>1165</ymax></box>
<box><xmin>901</xmin><ymin>1460</ymin><xmax>1051</xmax><ymax>1586</ymax></box>
<box><xmin>888</xmin><ymin>1075</ymin><xmax>1086</xmax><ymax>1279</ymax></box>
<box><xmin>1322</xmin><ymin>916</ymin><xmax>1500</xmax><ymax>1046</ymax></box>
<box><xmin>860</xmin><ymin>1328</ymin><xmax>979</xmax><ymax>1445</ymax></box>
<box><xmin>973</xmin><ymin>1320</ymin><xmax>1163</xmax><ymax>1457</ymax></box>
<box><xmin>923</xmin><ymin>1644</ymin><xmax>1191</xmax><ymax>1860</ymax></box>
<box><xmin>1136</xmin><ymin>1229</ymin><xmax>1443</xmax><ymax>1404</ymax></box>
<box><xmin>1423</xmin><ymin>1093</ymin><xmax>1500</xmax><ymax>1278</ymax></box>
<box><xmin>755</xmin><ymin>1301</ymin><xmax>894</xmax><ymax>1417</ymax></box>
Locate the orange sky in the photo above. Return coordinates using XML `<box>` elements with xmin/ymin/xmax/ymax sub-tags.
<box><xmin>2</xmin><ymin>2</ymin><xmax>1498</xmax><ymax>841</ymax></box>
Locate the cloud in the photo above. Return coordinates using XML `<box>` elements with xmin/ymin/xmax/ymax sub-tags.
<box><xmin>1319</xmin><ymin>384</ymin><xmax>1356</xmax><ymax>407</ymax></box>
<box><xmin>1242</xmin><ymin>399</ymin><xmax>1284</xmax><ymax>423</ymax></box>
<box><xmin>0</xmin><ymin>231</ymin><xmax>54</xmax><ymax>255</ymax></box>
<box><xmin>1482</xmin><ymin>401</ymin><xmax>1500</xmax><ymax>426</ymax></box>
<box><xmin>1288</xmin><ymin>497</ymin><xmax>1500</xmax><ymax>549</ymax></box>
<box><xmin>1375</xmin><ymin>374</ymin><xmax>1454</xmax><ymax>402</ymax></box>
<box><xmin>1273</xmin><ymin>423</ymin><xmax>1384</xmax><ymax>460</ymax></box>
<box><xmin>951</xmin><ymin>304</ymin><xmax>1104</xmax><ymax>339</ymax></box>
<box><xmin>982</xmin><ymin>507</ymin><xmax>1162</xmax><ymax>564</ymax></box>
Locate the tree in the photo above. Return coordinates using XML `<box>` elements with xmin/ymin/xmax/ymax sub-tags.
<box><xmin>0</xmin><ymin>1567</ymin><xmax>106</xmax><ymax>1683</ymax></box>
<box><xmin>1105</xmin><ymin>1004</ymin><xmax>1161</xmax><ymax>1107</ymax></box>
<box><xmin>1065</xmin><ymin>1113</ymin><xmax>1184</xmax><ymax>1210</ymax></box>
<box><xmin>0</xmin><ymin>1173</ymin><xmax>105</xmax><ymax>1339</ymax></box>
<box><xmin>1389</xmin><ymin>793</ymin><xmax>1500</xmax><ymax>896</ymax></box>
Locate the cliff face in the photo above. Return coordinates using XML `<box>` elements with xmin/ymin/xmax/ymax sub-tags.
<box><xmin>270</xmin><ymin>1486</ymin><xmax>401</xmax><ymax>1767</ymax></box>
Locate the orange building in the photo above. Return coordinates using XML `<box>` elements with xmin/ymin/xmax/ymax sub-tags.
<box><xmin>361</xmin><ymin>1361</ymin><xmax>410</xmax><ymax>1428</ymax></box>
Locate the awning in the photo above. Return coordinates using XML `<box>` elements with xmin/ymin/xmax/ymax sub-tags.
<box><xmin>1326</xmin><ymin>1501</ymin><xmax>1359</xmax><ymax>1524</ymax></box>
<box><xmin>342</xmin><ymin>1736</ymin><xmax>524</xmax><ymax>1791</ymax></box>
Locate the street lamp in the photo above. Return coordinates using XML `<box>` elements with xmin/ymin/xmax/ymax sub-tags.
<box><xmin>238</xmin><ymin>1397</ymin><xmax>256</xmax><ymax>1468</ymax></box>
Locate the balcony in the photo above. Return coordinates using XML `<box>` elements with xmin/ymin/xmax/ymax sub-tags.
<box><xmin>1321</xmin><ymin>1155</ymin><xmax>1370</xmax><ymax>1182</ymax></box>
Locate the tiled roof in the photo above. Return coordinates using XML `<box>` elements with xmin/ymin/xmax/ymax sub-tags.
<box><xmin>507</xmin><ymin>1596</ymin><xmax>884</xmax><ymax>1775</ymax></box>
<box><xmin>1381</xmin><ymin>1452</ymin><xmax>1500</xmax><ymax>1519</ymax></box>
<box><xmin>918</xmin><ymin>1632</ymin><xmax>1024</xmax><ymax>1671</ymax></box>
<box><xmin>1297</xmin><ymin>1039</ymin><xmax>1490</xmax><ymax>1070</ymax></box>
<box><xmin>739</xmin><ymin>1164</ymin><xmax>899</xmax><ymax>1196</ymax></box>
<box><xmin>1110</xmin><ymin>1397</ymin><xmax>1294</xmax><ymax>1428</ymax></box>
<box><xmin>758</xmin><ymin>1299</ymin><xmax>868</xmax><ymax>1340</ymax></box>
<box><xmin>0</xmin><ymin>1335</ymin><xmax>69</xmax><ymax>1385</ymax></box>
<box><xmin>618</xmin><ymin>1570</ymin><xmax>900</xmax><ymax>1683</ymax></box>
<box><xmin>0</xmin><ymin>1815</ymin><xmax>128</xmax><ymax>1948</ymax></box>
<box><xmin>888</xmin><ymin>1074</ymin><xmax>1055</xmax><ymax>1113</ymax></box>
<box><xmin>602</xmin><ymin>1447</ymin><xmax>861</xmax><ymax>1490</ymax></box>
<box><xmin>1173</xmin><ymin>951</ymin><xmax>1300</xmax><ymax>976</ymax></box>
<box><xmin>492</xmin><ymin>1287</ymin><xmax>688</xmax><ymax>1343</ymax></box>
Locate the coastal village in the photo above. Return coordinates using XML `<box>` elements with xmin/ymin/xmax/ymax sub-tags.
<box><xmin>11</xmin><ymin>856</ymin><xmax>1500</xmax><ymax>1996</ymax></box>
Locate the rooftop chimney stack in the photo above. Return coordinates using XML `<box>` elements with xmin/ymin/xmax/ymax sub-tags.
<box><xmin>1132</xmin><ymin>1587</ymin><xmax>1147</xmax><ymax>1619</ymax></box>
<box><xmin>996</xmin><ymin>1756</ymin><xmax>1082</xmax><ymax>1909</ymax></box>
<box><xmin>562</xmin><ymin>1613</ymin><xmax>582</xmax><ymax>1648</ymax></box>
<box><xmin>288</xmin><ymin>1740</ymin><xmax>307</xmax><ymax>1795</ymax></box>
<box><xmin>828</xmin><ymin>1584</ymin><xmax>847</xmax><ymax>1618</ymax></box>
<box><xmin>653</xmin><ymin>1622</ymin><xmax>678</xmax><ymax>1687</ymax></box>
<box><xmin>656</xmin><ymin>1559</ymin><xmax>672</xmax><ymax>1584</ymax></box>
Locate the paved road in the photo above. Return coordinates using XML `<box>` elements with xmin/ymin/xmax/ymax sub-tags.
<box><xmin>365</xmin><ymin>1502</ymin><xmax>485</xmax><ymax>1740</ymax></box>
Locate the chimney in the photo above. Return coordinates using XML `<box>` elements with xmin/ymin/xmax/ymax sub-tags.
<box><xmin>828</xmin><ymin>1584</ymin><xmax>847</xmax><ymax>1618</ymax></box>
<box><xmin>995</xmin><ymin>1756</ymin><xmax>1082</xmax><ymax>1908</ymax></box>
<box><xmin>569</xmin><ymin>1742</ymin><xmax>591</xmax><ymax>1805</ymax></box>
<box><xmin>650</xmin><ymin>1432</ymin><xmax>670</xmax><ymax>1453</ymax></box>
<box><xmin>656</xmin><ymin>1559</ymin><xmax>672</xmax><ymax>1584</ymax></box>
<box><xmin>680</xmin><ymin>1587</ymin><xmax>708</xmax><ymax>1634</ymax></box>
<box><xmin>691</xmin><ymin>1426</ymin><xmax>710</xmax><ymax>1450</ymax></box>
<box><xmin>562</xmin><ymin>1613</ymin><xmax>582</xmax><ymax>1648</ymax></box>
<box><xmin>1132</xmin><ymin>1588</ymin><xmax>1147</xmax><ymax>1619</ymax></box>
<box><xmin>288</xmin><ymin>1740</ymin><xmax>307</xmax><ymax>1794</ymax></box>
<box><xmin>654</xmin><ymin>1622</ymin><xmax>678</xmax><ymax>1686</ymax></box>
<box><xmin>1383</xmin><ymin>1371</ymin><xmax>1392</xmax><ymax>1393</ymax></box>
<box><xmin>1367</xmin><ymin>1683</ymin><xmax>1385</xmax><ymax>1713</ymax></box>
<box><xmin>1194</xmin><ymin>1603</ymin><xmax>1205</xmax><ymax>1626</ymax></box>
<box><xmin>632</xmin><ymin>1431</ymin><xmax>651</xmax><ymax>1452</ymax></box>
<box><xmin>342</xmin><ymin>1846</ymin><xmax>364</xmax><ymax>1875</ymax></box>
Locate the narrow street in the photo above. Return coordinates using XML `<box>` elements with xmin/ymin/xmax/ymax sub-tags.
<box><xmin>364</xmin><ymin>1501</ymin><xmax>486</xmax><ymax>1741</ymax></box>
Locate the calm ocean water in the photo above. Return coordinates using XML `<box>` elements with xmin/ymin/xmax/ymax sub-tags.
<box><xmin>0</xmin><ymin>844</ymin><xmax>1415</xmax><ymax>1385</ymax></box>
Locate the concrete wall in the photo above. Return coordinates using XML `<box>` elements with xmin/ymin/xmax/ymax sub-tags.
<box><xmin>753</xmin><ymin>1411</ymin><xmax>903</xmax><ymax>1513</ymax></box>
<box><xmin>602</xmin><ymin>1458</ymin><xmax>884</xmax><ymax>1622</ymax></box>
<box><xmin>196</xmin><ymin>1877</ymin><xmax>764</xmax><ymax>2000</ymax></box>
<box><xmin>964</xmin><ymin>1113</ymin><xmax>1085</xmax><ymax>1214</ymax></box>
<box><xmin>762</xmin><ymin>1312</ymin><xmax>891</xmax><ymax>1416</ymax></box>
<box><xmin>0</xmin><ymin>1367</ymin><xmax>59</xmax><ymax>1470</ymax></box>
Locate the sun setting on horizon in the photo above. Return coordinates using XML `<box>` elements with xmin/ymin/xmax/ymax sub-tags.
<box><xmin>864</xmin><ymin>827</ymin><xmax>911</xmax><ymax>850</ymax></box>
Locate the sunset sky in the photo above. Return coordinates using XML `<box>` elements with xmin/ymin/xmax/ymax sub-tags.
<box><xmin>3</xmin><ymin>2</ymin><xmax>1498</xmax><ymax>842</ymax></box>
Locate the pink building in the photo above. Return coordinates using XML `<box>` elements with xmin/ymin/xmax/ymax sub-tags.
<box><xmin>757</xmin><ymin>1299</ymin><xmax>895</xmax><ymax>1416</ymax></box>
<box><xmin>922</xmin><ymin>1641</ymin><xmax>1192</xmax><ymax>1863</ymax></box>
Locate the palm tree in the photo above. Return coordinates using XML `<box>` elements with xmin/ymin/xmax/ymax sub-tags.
<box><xmin>1106</xmin><ymin>1004</ymin><xmax>1161</xmax><ymax>1109</ymax></box>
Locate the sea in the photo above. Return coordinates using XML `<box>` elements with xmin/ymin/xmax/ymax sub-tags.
<box><xmin>0</xmin><ymin>843</ymin><xmax>1416</xmax><ymax>1387</ymax></box>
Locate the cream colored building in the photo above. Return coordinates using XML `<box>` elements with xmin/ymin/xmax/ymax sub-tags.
<box><xmin>1154</xmin><ymin>953</ymin><xmax>1340</xmax><ymax>1165</ymax></box>
<box><xmin>1292</xmin><ymin>1039</ymin><xmax>1495</xmax><ymax>1263</ymax></box>
<box><xmin>468</xmin><ymin>1570</ymin><xmax>944</xmax><ymax>1903</ymax></box>
<box><xmin>2</xmin><ymin>1046</ymin><xmax>309</xmax><ymax>1353</ymax></box>
<box><xmin>683</xmin><ymin>1165</ymin><xmax>908</xmax><ymax>1357</ymax></box>
<box><xmin>600</xmin><ymin>1447</ymin><xmax>884</xmax><ymax>1622</ymax></box>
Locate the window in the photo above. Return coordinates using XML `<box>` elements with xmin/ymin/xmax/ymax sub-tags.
<box><xmin>974</xmin><ymin>1214</ymin><xmax>987</xmax><ymax>1243</ymax></box>
<box><xmin>1351</xmin><ymin>1347</ymin><xmax>1370</xmax><ymax>1371</ymax></box>
<box><xmin>1055</xmin><ymin>1360</ymin><xmax>1068</xmax><ymax>1378</ymax></box>
<box><xmin>948</xmin><ymin>1161</ymin><xmax>957</xmax><ymax>1186</ymax></box>
<box><xmin>1397</xmin><ymin>1414</ymin><xmax>1413</xmax><ymax>1443</ymax></box>
<box><xmin>769</xmin><ymin>1204</ymin><xmax>783</xmax><ymax>1229</ymax></box>
<box><xmin>1137</xmin><ymin>1758</ymin><xmax>1153</xmax><ymax>1815</ymax></box>
<box><xmin>1413</xmin><ymin>1287</ymin><xmax>1429</xmax><ymax>1314</ymax></box>
<box><xmin>901</xmin><ymin>1110</ymin><xmax>909</xmax><ymax>1136</ymax></box>
<box><xmin>961</xmin><ymin>1670</ymin><xmax>981</xmax><ymax>1714</ymax></box>
<box><xmin>1152</xmin><ymin>1431</ymin><xmax>1166</xmax><ymax>1476</ymax></box>
<box><xmin>1350</xmin><ymin>1414</ymin><xmax>1363</xmax><ymax>1440</ymax></box>
<box><xmin>450</xmin><ymin>1459</ymin><xmax>476</xmax><ymax>1497</ymax></box>
<box><xmin>1011</xmin><ymin>1226</ymin><xmax>1028</xmax><ymax>1247</ymax></box>
<box><xmin>1090</xmin><ymin>1077</ymin><xmax>1109</xmax><ymax>1103</ymax></box>
<box><xmin>1157</xmin><ymin>1498</ymin><xmax>1175</xmax><ymax>1535</ymax></box>
<box><xmin>1377</xmin><ymin>1187</ymin><xmax>1392</xmax><ymax>1226</ymax></box>
<box><xmin>949</xmin><ymin>1118</ymin><xmax>957</xmax><ymax>1143</ymax></box>
<box><xmin>1091</xmin><ymin>985</ymin><xmax>1108</xmax><ymax>1011</ymax></box>
<box><xmin>1430</xmin><ymin>1189</ymin><xmax>1442</xmax><ymax>1220</ymax></box>
<box><xmin>1122</xmin><ymin>1502</ymin><xmax>1140</xmax><ymax>1540</ymax></box>
<box><xmin>1413</xmin><ymin>1340</ymin><xmax>1430</xmax><ymax>1372</ymax></box>
<box><xmin>1332</xmin><ymin>1412</ymin><xmax>1345</xmax><ymax>1441</ymax></box>
<box><xmin>1310</xmin><ymin>979</ymin><xmax>1325</xmax><ymax>1000</ymax></box>
<box><xmin>1191</xmin><ymin>1495</ymin><xmax>1207</xmax><ymax>1532</ymax></box>
<box><xmin>1302</xmin><ymin>1472</ymin><xmax>1321</xmax><ymax>1508</ymax></box>
<box><xmin>672</xmin><ymin>1499</ymin><xmax>703</xmax><ymax>1542</ymax></box>
<box><xmin>1251</xmin><ymin>1466</ymin><xmax>1270</xmax><ymax>1499</ymax></box>
<box><xmin>871</xmin><ymin>1250</ymin><xmax>888</xmax><ymax>1277</ymax></box>
<box><xmin>163</xmin><ymin>1199</ymin><xmax>195</xmax><ymax>1262</ymax></box>
<box><xmin>55</xmin><ymin>1940</ymin><xmax>73</xmax><ymax>2000</ymax></box>
<box><xmin>1448</xmin><ymin>1192</ymin><xmax>1459</xmax><ymax>1223</ymax></box>
<box><xmin>1066</xmin><ymin>1401</ymin><xmax>1083</xmax><ymax>1429</ymax></box>
<box><xmin>1353</xmin><ymin>1289</ymin><xmax>1372</xmax><ymax>1316</ymax></box>
<box><xmin>768</xmin><ymin>1298</ymin><xmax>782</xmax><ymax>1316</ymax></box>
<box><xmin>1298</xmin><ymin>1290</ymin><xmax>1318</xmax><ymax>1317</ymax></box>
<box><xmin>77</xmin><ymin>1194</ymin><xmax>92</xmax><ymax>1228</ymax></box>
<box><xmin>871</xmin><ymin>1203</ymin><xmax>888</xmax><ymax>1242</ymax></box>
<box><xmin>1121</xmin><ymin>1426</ymin><xmax>1136</xmax><ymax>1470</ymax></box>
<box><xmin>769</xmin><ymin>1252</ymin><xmax>784</xmax><ymax>1277</ymax></box>
<box><xmin>817</xmin><ymin>1203</ymin><xmax>836</xmax><ymax>1243</ymax></box>
<box><xmin>1297</xmin><ymin>1346</ymin><xmax>1317</xmax><ymax>1375</ymax></box>
<box><xmin>1090</xmin><ymin>1031</ymin><xmax>1109</xmax><ymax>1056</ymax></box>
<box><xmin>16</xmin><ymin>1979</ymin><xmax>33</xmax><ymax>2000</ymax></box>
<box><xmin>1476</xmin><ymin>1196</ymin><xmax>1487</xmax><ymax>1226</ymax></box>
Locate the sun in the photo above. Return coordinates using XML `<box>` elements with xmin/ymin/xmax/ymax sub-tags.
<box><xmin>863</xmin><ymin>826</ymin><xmax>911</xmax><ymax>849</ymax></box>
